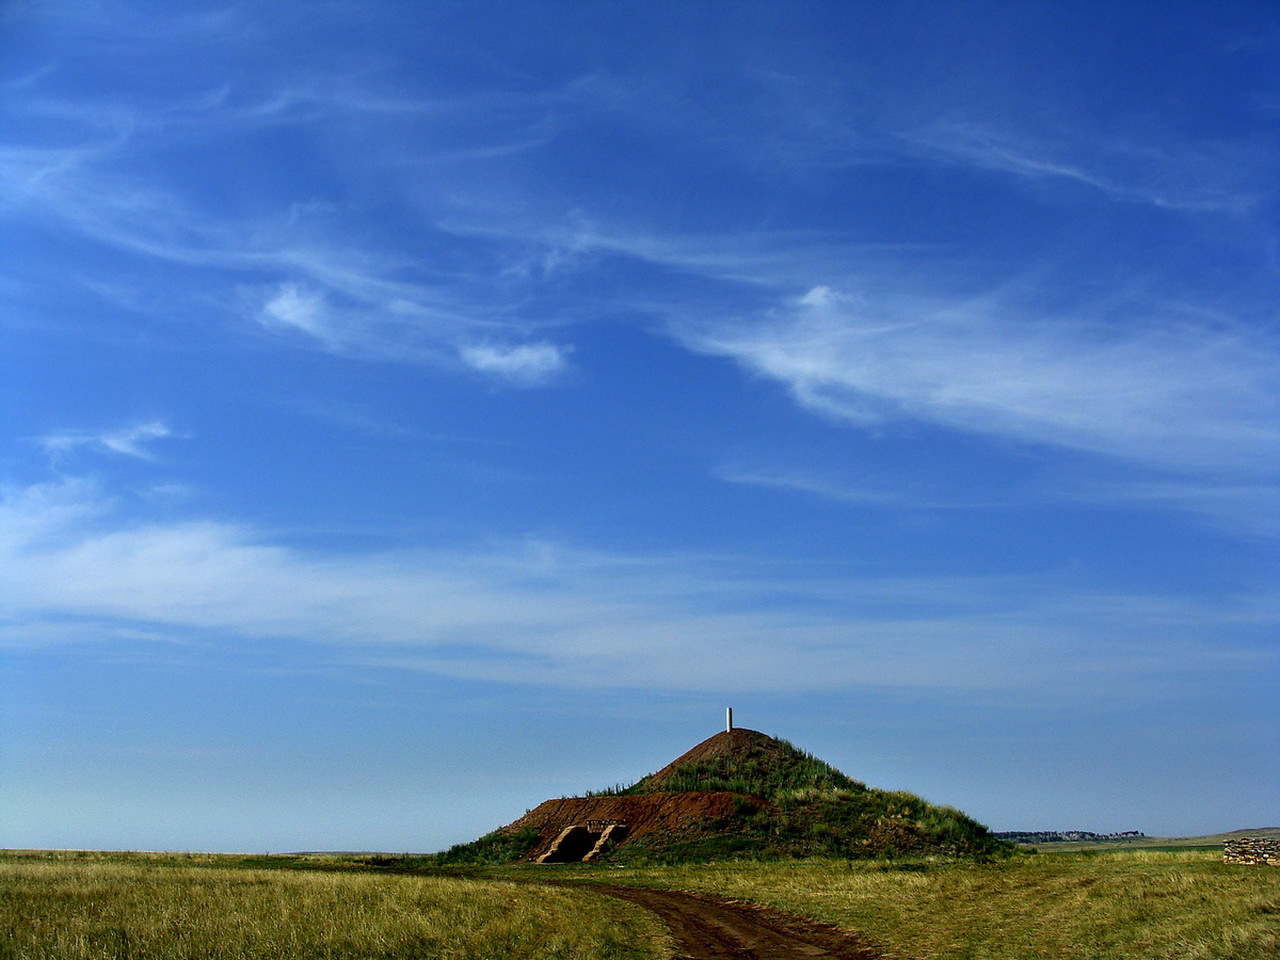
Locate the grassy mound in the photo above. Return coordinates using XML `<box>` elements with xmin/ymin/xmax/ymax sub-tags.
<box><xmin>593</xmin><ymin>729</ymin><xmax>1011</xmax><ymax>863</ymax></box>
<box><xmin>437</xmin><ymin>728</ymin><xmax>1011</xmax><ymax>864</ymax></box>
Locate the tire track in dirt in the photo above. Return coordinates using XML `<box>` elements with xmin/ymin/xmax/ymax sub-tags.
<box><xmin>579</xmin><ymin>883</ymin><xmax>888</xmax><ymax>959</ymax></box>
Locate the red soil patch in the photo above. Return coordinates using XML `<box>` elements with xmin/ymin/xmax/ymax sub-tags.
<box><xmin>503</xmin><ymin>731</ymin><xmax>795</xmax><ymax>860</ymax></box>
<box><xmin>507</xmin><ymin>792</ymin><xmax>752</xmax><ymax>861</ymax></box>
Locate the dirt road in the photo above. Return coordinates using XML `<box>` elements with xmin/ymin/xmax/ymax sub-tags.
<box><xmin>582</xmin><ymin>883</ymin><xmax>887</xmax><ymax>959</ymax></box>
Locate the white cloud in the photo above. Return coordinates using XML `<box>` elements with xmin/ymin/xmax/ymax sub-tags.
<box><xmin>903</xmin><ymin>121</ymin><xmax>1265</xmax><ymax>214</ymax></box>
<box><xmin>719</xmin><ymin>461</ymin><xmax>1280</xmax><ymax>538</ymax></box>
<box><xmin>0</xmin><ymin>478</ymin><xmax>1270</xmax><ymax>697</ymax></box>
<box><xmin>259</xmin><ymin>283</ymin><xmax>327</xmax><ymax>338</ymax></box>
<box><xmin>458</xmin><ymin>341</ymin><xmax>569</xmax><ymax>386</ymax></box>
<box><xmin>0</xmin><ymin>101</ymin><xmax>556</xmax><ymax>373</ymax></box>
<box><xmin>1051</xmin><ymin>477</ymin><xmax>1280</xmax><ymax>540</ymax></box>
<box><xmin>40</xmin><ymin>421</ymin><xmax>177</xmax><ymax>461</ymax></box>
<box><xmin>683</xmin><ymin>286</ymin><xmax>1280</xmax><ymax>480</ymax></box>
<box><xmin>716</xmin><ymin>464</ymin><xmax>939</xmax><ymax>508</ymax></box>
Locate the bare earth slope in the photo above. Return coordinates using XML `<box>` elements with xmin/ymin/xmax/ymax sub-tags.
<box><xmin>575</xmin><ymin>883</ymin><xmax>886</xmax><ymax>960</ymax></box>
<box><xmin>506</xmin><ymin>793</ymin><xmax>747</xmax><ymax>862</ymax></box>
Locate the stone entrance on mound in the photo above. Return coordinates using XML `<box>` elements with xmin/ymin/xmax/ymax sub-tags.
<box><xmin>506</xmin><ymin>791</ymin><xmax>747</xmax><ymax>862</ymax></box>
<box><xmin>536</xmin><ymin>819</ymin><xmax>629</xmax><ymax>863</ymax></box>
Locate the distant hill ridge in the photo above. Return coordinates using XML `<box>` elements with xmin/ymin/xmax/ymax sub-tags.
<box><xmin>435</xmin><ymin>727</ymin><xmax>1012</xmax><ymax>864</ymax></box>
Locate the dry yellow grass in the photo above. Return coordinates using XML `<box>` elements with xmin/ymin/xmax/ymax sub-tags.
<box><xmin>0</xmin><ymin>852</ymin><xmax>667</xmax><ymax>960</ymax></box>
<box><xmin>593</xmin><ymin>849</ymin><xmax>1280</xmax><ymax>959</ymax></box>
<box><xmin>9</xmin><ymin>848</ymin><xmax>1277</xmax><ymax>958</ymax></box>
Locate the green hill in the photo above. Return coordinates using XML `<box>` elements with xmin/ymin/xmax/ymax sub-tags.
<box><xmin>585</xmin><ymin>728</ymin><xmax>1010</xmax><ymax>862</ymax></box>
<box><xmin>429</xmin><ymin>727</ymin><xmax>1011</xmax><ymax>864</ymax></box>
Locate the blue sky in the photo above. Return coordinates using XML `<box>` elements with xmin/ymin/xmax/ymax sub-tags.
<box><xmin>2</xmin><ymin>1</ymin><xmax>1277</xmax><ymax>852</ymax></box>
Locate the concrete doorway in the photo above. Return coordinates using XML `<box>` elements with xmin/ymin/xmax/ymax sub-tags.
<box><xmin>536</xmin><ymin>821</ymin><xmax>629</xmax><ymax>863</ymax></box>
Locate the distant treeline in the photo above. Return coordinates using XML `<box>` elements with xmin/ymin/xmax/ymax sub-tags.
<box><xmin>995</xmin><ymin>830</ymin><xmax>1145</xmax><ymax>843</ymax></box>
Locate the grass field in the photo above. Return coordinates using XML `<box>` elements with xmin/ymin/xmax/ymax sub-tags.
<box><xmin>0</xmin><ymin>850</ymin><xmax>667</xmax><ymax>960</ymax></box>
<box><xmin>576</xmin><ymin>849</ymin><xmax>1280</xmax><ymax>960</ymax></box>
<box><xmin>5</xmin><ymin>847</ymin><xmax>1278</xmax><ymax>959</ymax></box>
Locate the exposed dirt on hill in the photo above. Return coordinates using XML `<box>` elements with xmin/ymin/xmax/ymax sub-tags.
<box><xmin>573</xmin><ymin>883</ymin><xmax>888</xmax><ymax>959</ymax></box>
<box><xmin>507</xmin><ymin>792</ymin><xmax>753</xmax><ymax>861</ymax></box>
<box><xmin>503</xmin><ymin>730</ymin><xmax>818</xmax><ymax>862</ymax></box>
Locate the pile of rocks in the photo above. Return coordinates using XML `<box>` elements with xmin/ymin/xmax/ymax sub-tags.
<box><xmin>1223</xmin><ymin>836</ymin><xmax>1280</xmax><ymax>865</ymax></box>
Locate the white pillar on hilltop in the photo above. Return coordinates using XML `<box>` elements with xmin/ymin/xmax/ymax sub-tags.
<box><xmin>726</xmin><ymin>707</ymin><xmax>733</xmax><ymax>732</ymax></box>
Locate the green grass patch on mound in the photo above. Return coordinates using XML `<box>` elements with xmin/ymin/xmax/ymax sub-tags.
<box><xmin>427</xmin><ymin>826</ymin><xmax>543</xmax><ymax>866</ymax></box>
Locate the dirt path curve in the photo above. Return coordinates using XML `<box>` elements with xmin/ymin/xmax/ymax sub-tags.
<box><xmin>579</xmin><ymin>883</ymin><xmax>888</xmax><ymax>960</ymax></box>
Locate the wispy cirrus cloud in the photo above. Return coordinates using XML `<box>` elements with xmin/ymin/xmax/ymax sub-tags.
<box><xmin>39</xmin><ymin>421</ymin><xmax>178</xmax><ymax>462</ymax></box>
<box><xmin>902</xmin><ymin>120</ymin><xmax>1267</xmax><ymax>214</ymax></box>
<box><xmin>249</xmin><ymin>279</ymin><xmax>574</xmax><ymax>384</ymax></box>
<box><xmin>719</xmin><ymin>460</ymin><xmax>1280</xmax><ymax>539</ymax></box>
<box><xmin>681</xmin><ymin>285</ymin><xmax>1280</xmax><ymax>482</ymax></box>
<box><xmin>716</xmin><ymin>464</ymin><xmax>950</xmax><ymax>509</ymax></box>
<box><xmin>3</xmin><ymin>478</ymin><xmax>1269</xmax><ymax>697</ymax></box>
<box><xmin>1049</xmin><ymin>475</ymin><xmax>1280</xmax><ymax>541</ymax></box>
<box><xmin>2</xmin><ymin>73</ymin><xmax>582</xmax><ymax>383</ymax></box>
<box><xmin>4</xmin><ymin>137</ymin><xmax>577</xmax><ymax>383</ymax></box>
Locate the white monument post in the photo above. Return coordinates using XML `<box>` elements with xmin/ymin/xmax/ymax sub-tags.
<box><xmin>726</xmin><ymin>707</ymin><xmax>733</xmax><ymax>732</ymax></box>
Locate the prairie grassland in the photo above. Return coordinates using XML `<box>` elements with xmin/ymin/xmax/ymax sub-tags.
<box><xmin>0</xmin><ymin>851</ymin><xmax>667</xmax><ymax>960</ymax></box>
<box><xmin>588</xmin><ymin>850</ymin><xmax>1280</xmax><ymax>960</ymax></box>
